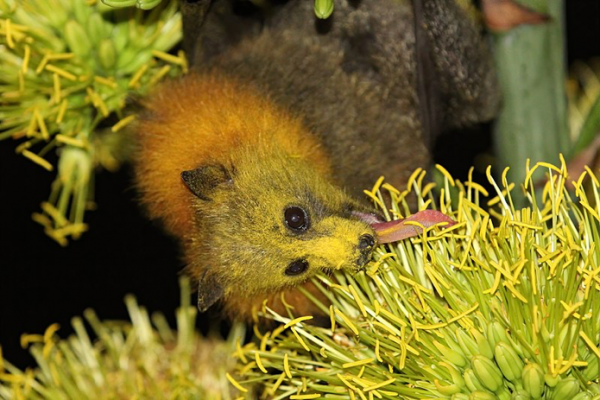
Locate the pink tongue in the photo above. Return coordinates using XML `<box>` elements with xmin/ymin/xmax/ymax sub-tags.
<box><xmin>370</xmin><ymin>210</ymin><xmax>456</xmax><ymax>244</ymax></box>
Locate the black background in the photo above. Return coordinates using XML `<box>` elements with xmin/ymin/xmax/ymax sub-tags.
<box><xmin>1</xmin><ymin>1</ymin><xmax>599</xmax><ymax>369</ymax></box>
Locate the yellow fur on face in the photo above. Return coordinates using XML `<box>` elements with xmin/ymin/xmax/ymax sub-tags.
<box><xmin>135</xmin><ymin>73</ymin><xmax>376</xmax><ymax>318</ymax></box>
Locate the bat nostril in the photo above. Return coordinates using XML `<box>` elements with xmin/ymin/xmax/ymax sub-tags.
<box><xmin>358</xmin><ymin>234</ymin><xmax>375</xmax><ymax>252</ymax></box>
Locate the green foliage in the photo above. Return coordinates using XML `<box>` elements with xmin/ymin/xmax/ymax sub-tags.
<box><xmin>568</xmin><ymin>60</ymin><xmax>600</xmax><ymax>156</ymax></box>
<box><xmin>491</xmin><ymin>0</ymin><xmax>569</xmax><ymax>200</ymax></box>
<box><xmin>0</xmin><ymin>0</ymin><xmax>184</xmax><ymax>245</ymax></box>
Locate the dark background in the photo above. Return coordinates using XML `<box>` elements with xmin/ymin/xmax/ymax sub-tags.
<box><xmin>1</xmin><ymin>1</ymin><xmax>599</xmax><ymax>369</ymax></box>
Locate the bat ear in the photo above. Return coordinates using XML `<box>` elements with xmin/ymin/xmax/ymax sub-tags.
<box><xmin>181</xmin><ymin>164</ymin><xmax>233</xmax><ymax>201</ymax></box>
<box><xmin>197</xmin><ymin>272</ymin><xmax>224</xmax><ymax>312</ymax></box>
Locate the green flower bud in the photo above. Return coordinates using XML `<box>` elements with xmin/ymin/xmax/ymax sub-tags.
<box><xmin>73</xmin><ymin>0</ymin><xmax>92</xmax><ymax>25</ymax></box>
<box><xmin>522</xmin><ymin>363</ymin><xmax>545</xmax><ymax>398</ymax></box>
<box><xmin>497</xmin><ymin>387</ymin><xmax>512</xmax><ymax>400</ymax></box>
<box><xmin>452</xmin><ymin>394</ymin><xmax>469</xmax><ymax>400</ymax></box>
<box><xmin>504</xmin><ymin>329</ymin><xmax>525</xmax><ymax>358</ymax></box>
<box><xmin>88</xmin><ymin>13</ymin><xmax>110</xmax><ymax>45</ymax></box>
<box><xmin>583</xmin><ymin>353</ymin><xmax>599</xmax><ymax>382</ymax></box>
<box><xmin>470</xmin><ymin>328</ymin><xmax>494</xmax><ymax>359</ymax></box>
<box><xmin>464</xmin><ymin>368</ymin><xmax>488</xmax><ymax>393</ymax></box>
<box><xmin>434</xmin><ymin>341</ymin><xmax>467</xmax><ymax>368</ymax></box>
<box><xmin>314</xmin><ymin>0</ymin><xmax>334</xmax><ymax>19</ymax></box>
<box><xmin>457</xmin><ymin>329</ymin><xmax>479</xmax><ymax>358</ymax></box>
<box><xmin>98</xmin><ymin>39</ymin><xmax>117</xmax><ymax>71</ymax></box>
<box><xmin>435</xmin><ymin>380</ymin><xmax>462</xmax><ymax>396</ymax></box>
<box><xmin>590</xmin><ymin>383</ymin><xmax>600</xmax><ymax>394</ymax></box>
<box><xmin>101</xmin><ymin>0</ymin><xmax>137</xmax><ymax>8</ymax></box>
<box><xmin>551</xmin><ymin>378</ymin><xmax>580</xmax><ymax>400</ymax></box>
<box><xmin>469</xmin><ymin>390</ymin><xmax>496</xmax><ymax>400</ymax></box>
<box><xmin>440</xmin><ymin>362</ymin><xmax>466</xmax><ymax>388</ymax></box>
<box><xmin>487</xmin><ymin>322</ymin><xmax>509</xmax><ymax>349</ymax></box>
<box><xmin>571</xmin><ymin>393</ymin><xmax>592</xmax><ymax>400</ymax></box>
<box><xmin>511</xmin><ymin>388</ymin><xmax>532</xmax><ymax>400</ymax></box>
<box><xmin>544</xmin><ymin>374</ymin><xmax>559</xmax><ymax>388</ymax></box>
<box><xmin>138</xmin><ymin>0</ymin><xmax>163</xmax><ymax>11</ymax></box>
<box><xmin>64</xmin><ymin>20</ymin><xmax>92</xmax><ymax>57</ymax></box>
<box><xmin>494</xmin><ymin>341</ymin><xmax>524</xmax><ymax>382</ymax></box>
<box><xmin>472</xmin><ymin>356</ymin><xmax>504</xmax><ymax>393</ymax></box>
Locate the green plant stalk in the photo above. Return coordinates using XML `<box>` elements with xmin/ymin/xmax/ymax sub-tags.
<box><xmin>492</xmin><ymin>0</ymin><xmax>569</xmax><ymax>198</ymax></box>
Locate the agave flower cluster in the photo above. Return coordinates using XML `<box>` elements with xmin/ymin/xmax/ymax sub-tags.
<box><xmin>0</xmin><ymin>279</ymin><xmax>244</xmax><ymax>399</ymax></box>
<box><xmin>232</xmin><ymin>161</ymin><xmax>600</xmax><ymax>400</ymax></box>
<box><xmin>0</xmin><ymin>0</ymin><xmax>183</xmax><ymax>245</ymax></box>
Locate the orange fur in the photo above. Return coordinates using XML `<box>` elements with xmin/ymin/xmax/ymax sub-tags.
<box><xmin>135</xmin><ymin>73</ymin><xmax>332</xmax><ymax>242</ymax></box>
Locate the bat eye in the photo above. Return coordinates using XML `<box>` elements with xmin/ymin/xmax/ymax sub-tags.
<box><xmin>285</xmin><ymin>259</ymin><xmax>308</xmax><ymax>276</ymax></box>
<box><xmin>284</xmin><ymin>206</ymin><xmax>309</xmax><ymax>231</ymax></box>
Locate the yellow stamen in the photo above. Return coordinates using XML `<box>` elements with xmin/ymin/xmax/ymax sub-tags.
<box><xmin>284</xmin><ymin>316</ymin><xmax>313</xmax><ymax>329</ymax></box>
<box><xmin>20</xmin><ymin>334</ymin><xmax>43</xmax><ymax>348</ymax></box>
<box><xmin>236</xmin><ymin>339</ymin><xmax>247</xmax><ymax>363</ymax></box>
<box><xmin>349</xmin><ymin>285</ymin><xmax>367</xmax><ymax>318</ymax></box>
<box><xmin>21</xmin><ymin>150</ymin><xmax>53</xmax><ymax>171</ymax></box>
<box><xmin>335</xmin><ymin>307</ymin><xmax>360</xmax><ymax>336</ymax></box>
<box><xmin>343</xmin><ymin>358</ymin><xmax>374</xmax><ymax>369</ymax></box>
<box><xmin>255</xmin><ymin>351</ymin><xmax>267</xmax><ymax>373</ymax></box>
<box><xmin>152</xmin><ymin>50</ymin><xmax>184</xmax><ymax>65</ymax></box>
<box><xmin>22</xmin><ymin>44</ymin><xmax>31</xmax><ymax>73</ymax></box>
<box><xmin>329</xmin><ymin>305</ymin><xmax>336</xmax><ymax>334</ymax></box>
<box><xmin>284</xmin><ymin>353</ymin><xmax>292</xmax><ymax>379</ymax></box>
<box><xmin>447</xmin><ymin>303</ymin><xmax>479</xmax><ymax>324</ymax></box>
<box><xmin>178</xmin><ymin>49</ymin><xmax>189</xmax><ymax>73</ymax></box>
<box><xmin>463</xmin><ymin>181</ymin><xmax>489</xmax><ymax>196</ymax></box>
<box><xmin>48</xmin><ymin>53</ymin><xmax>74</xmax><ymax>61</ymax></box>
<box><xmin>5</xmin><ymin>18</ymin><xmax>14</xmax><ymax>48</ymax></box>
<box><xmin>149</xmin><ymin>65</ymin><xmax>171</xmax><ymax>86</ymax></box>
<box><xmin>55</xmin><ymin>134</ymin><xmax>86</xmax><ymax>148</ymax></box>
<box><xmin>375</xmin><ymin>339</ymin><xmax>382</xmax><ymax>362</ymax></box>
<box><xmin>129</xmin><ymin>64</ymin><xmax>149</xmax><ymax>88</ymax></box>
<box><xmin>337</xmin><ymin>373</ymin><xmax>361</xmax><ymax>393</ymax></box>
<box><xmin>580</xmin><ymin>331</ymin><xmax>600</xmax><ymax>359</ymax></box>
<box><xmin>363</xmin><ymin>189</ymin><xmax>386</xmax><ymax>211</ymax></box>
<box><xmin>94</xmin><ymin>75</ymin><xmax>117</xmax><ymax>88</ymax></box>
<box><xmin>407</xmin><ymin>168</ymin><xmax>423</xmax><ymax>192</ymax></box>
<box><xmin>225</xmin><ymin>372</ymin><xmax>248</xmax><ymax>393</ymax></box>
<box><xmin>503</xmin><ymin>281</ymin><xmax>528</xmax><ymax>303</ymax></box>
<box><xmin>56</xmin><ymin>99</ymin><xmax>68</xmax><ymax>124</ymax></box>
<box><xmin>290</xmin><ymin>394</ymin><xmax>321</xmax><ymax>399</ymax></box>
<box><xmin>35</xmin><ymin>109</ymin><xmax>49</xmax><ymax>140</ymax></box>
<box><xmin>435</xmin><ymin>164</ymin><xmax>455</xmax><ymax>186</ymax></box>
<box><xmin>111</xmin><ymin>115</ymin><xmax>136</xmax><ymax>133</ymax></box>
<box><xmin>45</xmin><ymin>64</ymin><xmax>76</xmax><ymax>81</ymax></box>
<box><xmin>270</xmin><ymin>372</ymin><xmax>286</xmax><ymax>395</ymax></box>
<box><xmin>364</xmin><ymin>378</ymin><xmax>395</xmax><ymax>392</ymax></box>
<box><xmin>260</xmin><ymin>332</ymin><xmax>270</xmax><ymax>351</ymax></box>
<box><xmin>291</xmin><ymin>327</ymin><xmax>310</xmax><ymax>351</ymax></box>
<box><xmin>43</xmin><ymin>323</ymin><xmax>59</xmax><ymax>342</ymax></box>
<box><xmin>53</xmin><ymin>73</ymin><xmax>61</xmax><ymax>103</ymax></box>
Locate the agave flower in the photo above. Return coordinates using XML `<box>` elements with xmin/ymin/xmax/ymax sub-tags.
<box><xmin>0</xmin><ymin>278</ymin><xmax>246</xmax><ymax>399</ymax></box>
<box><xmin>231</xmin><ymin>160</ymin><xmax>600</xmax><ymax>400</ymax></box>
<box><xmin>0</xmin><ymin>0</ymin><xmax>184</xmax><ymax>245</ymax></box>
<box><xmin>1</xmin><ymin>161</ymin><xmax>598</xmax><ymax>399</ymax></box>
